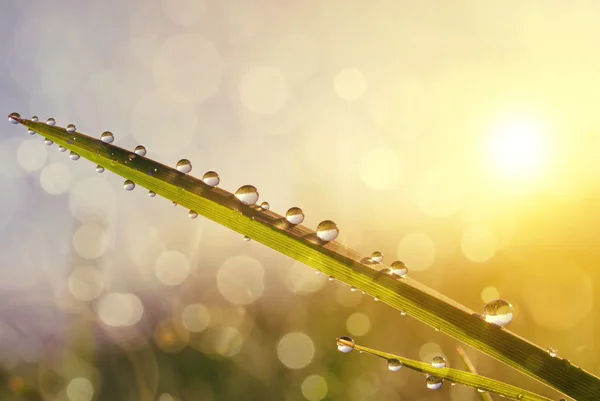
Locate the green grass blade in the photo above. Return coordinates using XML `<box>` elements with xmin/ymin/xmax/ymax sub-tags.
<box><xmin>456</xmin><ymin>346</ymin><xmax>495</xmax><ymax>401</ymax></box>
<box><xmin>9</xmin><ymin>116</ymin><xmax>600</xmax><ymax>401</ymax></box>
<box><xmin>337</xmin><ymin>338</ymin><xmax>551</xmax><ymax>401</ymax></box>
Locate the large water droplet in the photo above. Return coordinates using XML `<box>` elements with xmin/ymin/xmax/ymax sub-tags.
<box><xmin>188</xmin><ymin>210</ymin><xmax>198</xmax><ymax>219</ymax></box>
<box><xmin>336</xmin><ymin>336</ymin><xmax>355</xmax><ymax>353</ymax></box>
<box><xmin>46</xmin><ymin>118</ymin><xmax>56</xmax><ymax>126</ymax></box>
<box><xmin>235</xmin><ymin>185</ymin><xmax>259</xmax><ymax>205</ymax></box>
<box><xmin>243</xmin><ymin>236</ymin><xmax>251</xmax><ymax>242</ymax></box>
<box><xmin>370</xmin><ymin>251</ymin><xmax>383</xmax><ymax>263</ymax></box>
<box><xmin>148</xmin><ymin>190</ymin><xmax>156</xmax><ymax>197</ymax></box>
<box><xmin>28</xmin><ymin>128</ymin><xmax>35</xmax><ymax>135</ymax></box>
<box><xmin>8</xmin><ymin>112</ymin><xmax>20</xmax><ymax>124</ymax></box>
<box><xmin>44</xmin><ymin>138</ymin><xmax>53</xmax><ymax>145</ymax></box>
<box><xmin>425</xmin><ymin>375</ymin><xmax>443</xmax><ymax>390</ymax></box>
<box><xmin>66</xmin><ymin>124</ymin><xmax>76</xmax><ymax>133</ymax></box>
<box><xmin>547</xmin><ymin>347</ymin><xmax>559</xmax><ymax>357</ymax></box>
<box><xmin>316</xmin><ymin>220</ymin><xmax>339</xmax><ymax>242</ymax></box>
<box><xmin>388</xmin><ymin>261</ymin><xmax>408</xmax><ymax>278</ymax></box>
<box><xmin>202</xmin><ymin>171</ymin><xmax>220</xmax><ymax>187</ymax></box>
<box><xmin>260</xmin><ymin>201</ymin><xmax>270</xmax><ymax>210</ymax></box>
<box><xmin>101</xmin><ymin>131</ymin><xmax>114</xmax><ymax>143</ymax></box>
<box><xmin>387</xmin><ymin>359</ymin><xmax>403</xmax><ymax>372</ymax></box>
<box><xmin>123</xmin><ymin>180</ymin><xmax>135</xmax><ymax>191</ymax></box>
<box><xmin>431</xmin><ymin>356</ymin><xmax>447</xmax><ymax>369</ymax></box>
<box><xmin>134</xmin><ymin>145</ymin><xmax>147</xmax><ymax>156</ymax></box>
<box><xmin>69</xmin><ymin>151</ymin><xmax>80</xmax><ymax>161</ymax></box>
<box><xmin>286</xmin><ymin>207</ymin><xmax>305</xmax><ymax>225</ymax></box>
<box><xmin>58</xmin><ymin>146</ymin><xmax>66</xmax><ymax>152</ymax></box>
<box><xmin>31</xmin><ymin>116</ymin><xmax>39</xmax><ymax>122</ymax></box>
<box><xmin>96</xmin><ymin>165</ymin><xmax>105</xmax><ymax>173</ymax></box>
<box><xmin>176</xmin><ymin>159</ymin><xmax>192</xmax><ymax>173</ymax></box>
<box><xmin>482</xmin><ymin>299</ymin><xmax>514</xmax><ymax>327</ymax></box>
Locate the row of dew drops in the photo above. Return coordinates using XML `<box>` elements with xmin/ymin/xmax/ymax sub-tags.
<box><xmin>8</xmin><ymin>113</ymin><xmax>564</xmax><ymax>395</ymax></box>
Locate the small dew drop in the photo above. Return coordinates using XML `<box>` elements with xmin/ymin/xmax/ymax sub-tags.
<box><xmin>260</xmin><ymin>201</ymin><xmax>270</xmax><ymax>210</ymax></box>
<box><xmin>235</xmin><ymin>185</ymin><xmax>259</xmax><ymax>205</ymax></box>
<box><xmin>482</xmin><ymin>299</ymin><xmax>514</xmax><ymax>327</ymax></box>
<box><xmin>370</xmin><ymin>251</ymin><xmax>383</xmax><ymax>263</ymax></box>
<box><xmin>387</xmin><ymin>358</ymin><xmax>403</xmax><ymax>372</ymax></box>
<box><xmin>134</xmin><ymin>145</ymin><xmax>147</xmax><ymax>156</ymax></box>
<box><xmin>95</xmin><ymin>165</ymin><xmax>105</xmax><ymax>173</ymax></box>
<box><xmin>188</xmin><ymin>210</ymin><xmax>198</xmax><ymax>219</ymax></box>
<box><xmin>31</xmin><ymin>116</ymin><xmax>39</xmax><ymax>122</ymax></box>
<box><xmin>123</xmin><ymin>180</ymin><xmax>135</xmax><ymax>191</ymax></box>
<box><xmin>69</xmin><ymin>151</ymin><xmax>80</xmax><ymax>161</ymax></box>
<box><xmin>316</xmin><ymin>220</ymin><xmax>339</xmax><ymax>242</ymax></box>
<box><xmin>350</xmin><ymin>286</ymin><xmax>357</xmax><ymax>292</ymax></box>
<box><xmin>431</xmin><ymin>356</ymin><xmax>447</xmax><ymax>369</ymax></box>
<box><xmin>547</xmin><ymin>347</ymin><xmax>559</xmax><ymax>357</ymax></box>
<box><xmin>286</xmin><ymin>207</ymin><xmax>305</xmax><ymax>225</ymax></box>
<box><xmin>172</xmin><ymin>201</ymin><xmax>177</xmax><ymax>207</ymax></box>
<box><xmin>328</xmin><ymin>276</ymin><xmax>334</xmax><ymax>281</ymax></box>
<box><xmin>28</xmin><ymin>129</ymin><xmax>35</xmax><ymax>135</ymax></box>
<box><xmin>336</xmin><ymin>336</ymin><xmax>355</xmax><ymax>353</ymax></box>
<box><xmin>101</xmin><ymin>131</ymin><xmax>114</xmax><ymax>143</ymax></box>
<box><xmin>8</xmin><ymin>112</ymin><xmax>20</xmax><ymax>124</ymax></box>
<box><xmin>477</xmin><ymin>389</ymin><xmax>487</xmax><ymax>393</ymax></box>
<box><xmin>58</xmin><ymin>146</ymin><xmax>66</xmax><ymax>152</ymax></box>
<box><xmin>425</xmin><ymin>375</ymin><xmax>443</xmax><ymax>391</ymax></box>
<box><xmin>243</xmin><ymin>236</ymin><xmax>251</xmax><ymax>242</ymax></box>
<box><xmin>44</xmin><ymin>138</ymin><xmax>53</xmax><ymax>145</ymax></box>
<box><xmin>148</xmin><ymin>190</ymin><xmax>156</xmax><ymax>197</ymax></box>
<box><xmin>46</xmin><ymin>118</ymin><xmax>56</xmax><ymax>126</ymax></box>
<box><xmin>66</xmin><ymin>124</ymin><xmax>76</xmax><ymax>133</ymax></box>
<box><xmin>400</xmin><ymin>310</ymin><xmax>407</xmax><ymax>316</ymax></box>
<box><xmin>374</xmin><ymin>297</ymin><xmax>380</xmax><ymax>301</ymax></box>
<box><xmin>201</xmin><ymin>171</ymin><xmax>220</xmax><ymax>187</ymax></box>
<box><xmin>176</xmin><ymin>159</ymin><xmax>192</xmax><ymax>173</ymax></box>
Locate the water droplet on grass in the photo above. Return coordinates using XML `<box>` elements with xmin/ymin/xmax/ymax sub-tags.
<box><xmin>31</xmin><ymin>116</ymin><xmax>38</xmax><ymax>122</ymax></box>
<box><xmin>370</xmin><ymin>251</ymin><xmax>383</xmax><ymax>263</ymax></box>
<box><xmin>260</xmin><ymin>201</ymin><xmax>270</xmax><ymax>210</ymax></box>
<box><xmin>172</xmin><ymin>201</ymin><xmax>177</xmax><ymax>207</ymax></box>
<box><xmin>101</xmin><ymin>131</ymin><xmax>114</xmax><ymax>143</ymax></box>
<box><xmin>425</xmin><ymin>375</ymin><xmax>443</xmax><ymax>390</ymax></box>
<box><xmin>8</xmin><ymin>113</ymin><xmax>20</xmax><ymax>124</ymax></box>
<box><xmin>66</xmin><ymin>124</ymin><xmax>76</xmax><ymax>133</ymax></box>
<box><xmin>387</xmin><ymin>261</ymin><xmax>408</xmax><ymax>278</ymax></box>
<box><xmin>46</xmin><ymin>118</ymin><xmax>56</xmax><ymax>126</ymax></box>
<box><xmin>44</xmin><ymin>138</ymin><xmax>53</xmax><ymax>145</ymax></box>
<box><xmin>350</xmin><ymin>286</ymin><xmax>357</xmax><ymax>292</ymax></box>
<box><xmin>58</xmin><ymin>146</ymin><xmax>66</xmax><ymax>152</ymax></box>
<box><xmin>235</xmin><ymin>185</ymin><xmax>259</xmax><ymax>205</ymax></box>
<box><xmin>316</xmin><ymin>220</ymin><xmax>338</xmax><ymax>241</ymax></box>
<box><xmin>134</xmin><ymin>145</ymin><xmax>147</xmax><ymax>156</ymax></box>
<box><xmin>243</xmin><ymin>236</ymin><xmax>251</xmax><ymax>242</ymax></box>
<box><xmin>148</xmin><ymin>190</ymin><xmax>156</xmax><ymax>197</ymax></box>
<box><xmin>69</xmin><ymin>151</ymin><xmax>80</xmax><ymax>161</ymax></box>
<box><xmin>123</xmin><ymin>180</ymin><xmax>135</xmax><ymax>191</ymax></box>
<box><xmin>328</xmin><ymin>276</ymin><xmax>334</xmax><ymax>281</ymax></box>
<box><xmin>202</xmin><ymin>171</ymin><xmax>220</xmax><ymax>187</ymax></box>
<box><xmin>286</xmin><ymin>207</ymin><xmax>304</xmax><ymax>225</ymax></box>
<box><xmin>431</xmin><ymin>356</ymin><xmax>446</xmax><ymax>368</ymax></box>
<box><xmin>176</xmin><ymin>159</ymin><xmax>192</xmax><ymax>173</ymax></box>
<box><xmin>482</xmin><ymin>299</ymin><xmax>514</xmax><ymax>327</ymax></box>
<box><xmin>95</xmin><ymin>165</ymin><xmax>104</xmax><ymax>173</ymax></box>
<box><xmin>336</xmin><ymin>336</ymin><xmax>354</xmax><ymax>353</ymax></box>
<box><xmin>28</xmin><ymin>129</ymin><xmax>35</xmax><ymax>135</ymax></box>
<box><xmin>387</xmin><ymin>359</ymin><xmax>402</xmax><ymax>372</ymax></box>
<box><xmin>547</xmin><ymin>347</ymin><xmax>559</xmax><ymax>357</ymax></box>
<box><xmin>188</xmin><ymin>210</ymin><xmax>198</xmax><ymax>219</ymax></box>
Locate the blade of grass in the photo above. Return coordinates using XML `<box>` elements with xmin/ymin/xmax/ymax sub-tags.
<box><xmin>457</xmin><ymin>346</ymin><xmax>495</xmax><ymax>401</ymax></box>
<box><xmin>9</xmin><ymin>116</ymin><xmax>600</xmax><ymax>400</ymax></box>
<box><xmin>338</xmin><ymin>338</ymin><xmax>551</xmax><ymax>401</ymax></box>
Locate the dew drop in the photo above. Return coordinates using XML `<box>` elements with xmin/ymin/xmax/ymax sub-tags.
<box><xmin>400</xmin><ymin>310</ymin><xmax>407</xmax><ymax>316</ymax></box>
<box><xmin>44</xmin><ymin>138</ymin><xmax>53</xmax><ymax>145</ymax></box>
<box><xmin>286</xmin><ymin>207</ymin><xmax>305</xmax><ymax>225</ymax></box>
<box><xmin>176</xmin><ymin>159</ymin><xmax>192</xmax><ymax>173</ymax></box>
<box><xmin>46</xmin><ymin>118</ymin><xmax>56</xmax><ymax>126</ymax></box>
<box><xmin>148</xmin><ymin>190</ymin><xmax>156</xmax><ymax>197</ymax></box>
<box><xmin>370</xmin><ymin>251</ymin><xmax>383</xmax><ymax>263</ymax></box>
<box><xmin>391</xmin><ymin>261</ymin><xmax>408</xmax><ymax>278</ymax></box>
<box><xmin>123</xmin><ymin>180</ymin><xmax>135</xmax><ymax>191</ymax></box>
<box><xmin>260</xmin><ymin>201</ymin><xmax>270</xmax><ymax>210</ymax></box>
<box><xmin>8</xmin><ymin>112</ymin><xmax>20</xmax><ymax>124</ymax></box>
<box><xmin>336</xmin><ymin>336</ymin><xmax>355</xmax><ymax>353</ymax></box>
<box><xmin>547</xmin><ymin>347</ymin><xmax>559</xmax><ymax>357</ymax></box>
<box><xmin>243</xmin><ymin>236</ymin><xmax>251</xmax><ymax>242</ymax></box>
<box><xmin>425</xmin><ymin>375</ymin><xmax>443</xmax><ymax>390</ymax></box>
<box><xmin>95</xmin><ymin>165</ymin><xmax>105</xmax><ymax>173</ymax></box>
<box><xmin>69</xmin><ymin>151</ymin><xmax>80</xmax><ymax>161</ymax></box>
<box><xmin>172</xmin><ymin>201</ymin><xmax>177</xmax><ymax>207</ymax></box>
<box><xmin>235</xmin><ymin>185</ymin><xmax>259</xmax><ymax>205</ymax></box>
<box><xmin>477</xmin><ymin>389</ymin><xmax>487</xmax><ymax>393</ymax></box>
<box><xmin>101</xmin><ymin>131</ymin><xmax>114</xmax><ymax>143</ymax></box>
<box><xmin>431</xmin><ymin>356</ymin><xmax>447</xmax><ymax>369</ymax></box>
<box><xmin>28</xmin><ymin>129</ymin><xmax>35</xmax><ymax>135</ymax></box>
<box><xmin>66</xmin><ymin>124</ymin><xmax>76</xmax><ymax>133</ymax></box>
<box><xmin>188</xmin><ymin>210</ymin><xmax>198</xmax><ymax>219</ymax></box>
<box><xmin>202</xmin><ymin>171</ymin><xmax>220</xmax><ymax>187</ymax></box>
<box><xmin>58</xmin><ymin>146</ymin><xmax>66</xmax><ymax>152</ymax></box>
<box><xmin>387</xmin><ymin>358</ymin><xmax>403</xmax><ymax>372</ymax></box>
<box><xmin>482</xmin><ymin>299</ymin><xmax>514</xmax><ymax>327</ymax></box>
<box><xmin>350</xmin><ymin>286</ymin><xmax>357</xmax><ymax>292</ymax></box>
<box><xmin>374</xmin><ymin>297</ymin><xmax>380</xmax><ymax>301</ymax></box>
<box><xmin>328</xmin><ymin>276</ymin><xmax>334</xmax><ymax>281</ymax></box>
<box><xmin>31</xmin><ymin>116</ymin><xmax>39</xmax><ymax>122</ymax></box>
<box><xmin>134</xmin><ymin>145</ymin><xmax>147</xmax><ymax>156</ymax></box>
<box><xmin>316</xmin><ymin>220</ymin><xmax>339</xmax><ymax>242</ymax></box>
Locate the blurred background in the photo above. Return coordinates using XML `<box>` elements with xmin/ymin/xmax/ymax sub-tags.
<box><xmin>0</xmin><ymin>0</ymin><xmax>599</xmax><ymax>400</ymax></box>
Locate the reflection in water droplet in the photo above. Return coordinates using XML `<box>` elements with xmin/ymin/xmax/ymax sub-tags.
<box><xmin>8</xmin><ymin>112</ymin><xmax>20</xmax><ymax>124</ymax></box>
<box><xmin>176</xmin><ymin>159</ymin><xmax>192</xmax><ymax>173</ymax></box>
<box><xmin>148</xmin><ymin>190</ymin><xmax>156</xmax><ymax>197</ymax></box>
<box><xmin>370</xmin><ymin>251</ymin><xmax>383</xmax><ymax>263</ymax></box>
<box><xmin>547</xmin><ymin>347</ymin><xmax>559</xmax><ymax>357</ymax></box>
<box><xmin>286</xmin><ymin>207</ymin><xmax>304</xmax><ymax>225</ymax></box>
<box><xmin>235</xmin><ymin>185</ymin><xmax>259</xmax><ymax>205</ymax></box>
<box><xmin>31</xmin><ymin>116</ymin><xmax>39</xmax><ymax>122</ymax></box>
<box><xmin>69</xmin><ymin>151</ymin><xmax>80</xmax><ymax>161</ymax></box>
<box><xmin>243</xmin><ymin>236</ymin><xmax>251</xmax><ymax>242</ymax></box>
<box><xmin>482</xmin><ymin>299</ymin><xmax>514</xmax><ymax>327</ymax></box>
<box><xmin>336</xmin><ymin>336</ymin><xmax>354</xmax><ymax>353</ymax></box>
<box><xmin>134</xmin><ymin>145</ymin><xmax>147</xmax><ymax>156</ymax></box>
<box><xmin>58</xmin><ymin>146</ymin><xmax>66</xmax><ymax>152</ymax></box>
<box><xmin>123</xmin><ymin>180</ymin><xmax>135</xmax><ymax>191</ymax></box>
<box><xmin>188</xmin><ymin>210</ymin><xmax>198</xmax><ymax>219</ymax></box>
<box><xmin>425</xmin><ymin>375</ymin><xmax>443</xmax><ymax>390</ymax></box>
<box><xmin>316</xmin><ymin>220</ymin><xmax>338</xmax><ymax>242</ymax></box>
<box><xmin>202</xmin><ymin>171</ymin><xmax>220</xmax><ymax>187</ymax></box>
<box><xmin>260</xmin><ymin>201</ymin><xmax>270</xmax><ymax>210</ymax></box>
<box><xmin>101</xmin><ymin>131</ymin><xmax>114</xmax><ymax>143</ymax></box>
<box><xmin>44</xmin><ymin>138</ymin><xmax>53</xmax><ymax>145</ymax></box>
<box><xmin>66</xmin><ymin>124</ymin><xmax>76</xmax><ymax>133</ymax></box>
<box><xmin>46</xmin><ymin>118</ymin><xmax>56</xmax><ymax>126</ymax></box>
<box><xmin>431</xmin><ymin>355</ymin><xmax>447</xmax><ymax>368</ymax></box>
<box><xmin>387</xmin><ymin>358</ymin><xmax>402</xmax><ymax>372</ymax></box>
<box><xmin>384</xmin><ymin>261</ymin><xmax>409</xmax><ymax>278</ymax></box>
